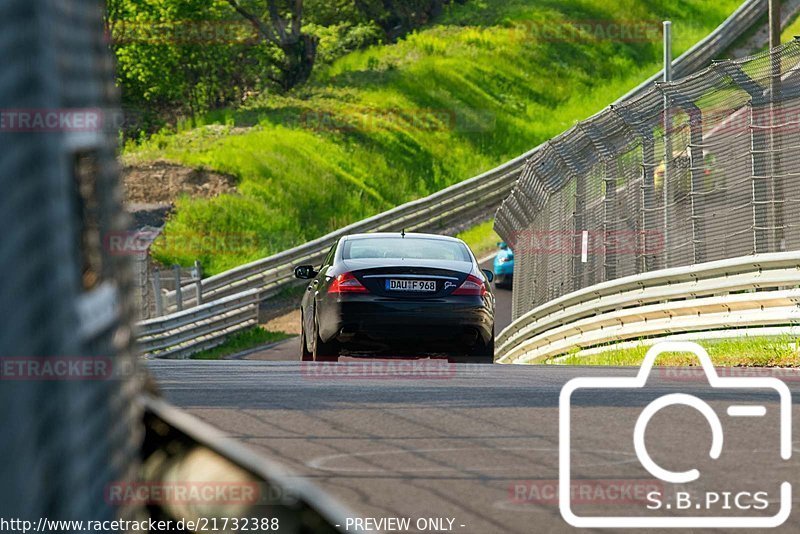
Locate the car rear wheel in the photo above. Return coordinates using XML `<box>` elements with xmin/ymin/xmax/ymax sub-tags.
<box><xmin>494</xmin><ymin>275</ymin><xmax>511</xmax><ymax>289</ymax></box>
<box><xmin>300</xmin><ymin>319</ymin><xmax>313</xmax><ymax>362</ymax></box>
<box><xmin>458</xmin><ymin>335</ymin><xmax>494</xmax><ymax>364</ymax></box>
<box><xmin>312</xmin><ymin>320</ymin><xmax>339</xmax><ymax>362</ymax></box>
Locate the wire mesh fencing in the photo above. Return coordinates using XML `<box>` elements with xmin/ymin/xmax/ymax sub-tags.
<box><xmin>0</xmin><ymin>0</ymin><xmax>144</xmax><ymax>525</ymax></box>
<box><xmin>495</xmin><ymin>39</ymin><xmax>800</xmax><ymax>320</ymax></box>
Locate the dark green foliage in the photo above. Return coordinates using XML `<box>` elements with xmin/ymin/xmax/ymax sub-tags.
<box><xmin>108</xmin><ymin>0</ymin><xmax>461</xmax><ymax>136</ymax></box>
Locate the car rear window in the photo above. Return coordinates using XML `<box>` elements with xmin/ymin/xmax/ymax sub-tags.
<box><xmin>343</xmin><ymin>237</ymin><xmax>472</xmax><ymax>262</ymax></box>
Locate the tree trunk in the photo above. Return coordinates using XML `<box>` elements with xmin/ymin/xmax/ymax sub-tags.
<box><xmin>280</xmin><ymin>33</ymin><xmax>319</xmax><ymax>91</ymax></box>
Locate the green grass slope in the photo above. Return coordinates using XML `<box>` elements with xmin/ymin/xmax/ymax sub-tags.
<box><xmin>125</xmin><ymin>0</ymin><xmax>742</xmax><ymax>274</ymax></box>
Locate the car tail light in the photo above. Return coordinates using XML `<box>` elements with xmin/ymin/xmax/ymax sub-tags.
<box><xmin>452</xmin><ymin>274</ymin><xmax>486</xmax><ymax>296</ymax></box>
<box><xmin>328</xmin><ymin>272</ymin><xmax>369</xmax><ymax>294</ymax></box>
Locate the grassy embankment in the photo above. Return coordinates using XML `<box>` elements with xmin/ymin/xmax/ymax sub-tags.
<box><xmin>191</xmin><ymin>327</ymin><xmax>292</xmax><ymax>360</ymax></box>
<box><xmin>124</xmin><ymin>0</ymin><xmax>742</xmax><ymax>276</ymax></box>
<box><xmin>550</xmin><ymin>337</ymin><xmax>800</xmax><ymax>366</ymax></box>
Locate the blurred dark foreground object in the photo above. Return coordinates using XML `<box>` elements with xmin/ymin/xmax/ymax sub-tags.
<box><xmin>0</xmin><ymin>1</ymin><xmax>358</xmax><ymax>531</ymax></box>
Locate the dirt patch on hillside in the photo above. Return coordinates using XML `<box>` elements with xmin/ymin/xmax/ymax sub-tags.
<box><xmin>123</xmin><ymin>160</ymin><xmax>237</xmax><ymax>204</ymax></box>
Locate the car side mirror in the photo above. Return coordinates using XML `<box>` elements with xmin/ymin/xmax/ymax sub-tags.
<box><xmin>294</xmin><ymin>265</ymin><xmax>318</xmax><ymax>279</ymax></box>
<box><xmin>481</xmin><ymin>269</ymin><xmax>494</xmax><ymax>283</ymax></box>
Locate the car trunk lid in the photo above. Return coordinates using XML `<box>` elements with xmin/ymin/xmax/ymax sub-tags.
<box><xmin>342</xmin><ymin>259</ymin><xmax>472</xmax><ymax>298</ymax></box>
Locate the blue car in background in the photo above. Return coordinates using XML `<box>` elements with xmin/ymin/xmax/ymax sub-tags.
<box><xmin>493</xmin><ymin>241</ymin><xmax>514</xmax><ymax>289</ymax></box>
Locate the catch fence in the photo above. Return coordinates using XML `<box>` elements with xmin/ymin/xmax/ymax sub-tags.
<box><xmin>495</xmin><ymin>39</ymin><xmax>800</xmax><ymax>319</ymax></box>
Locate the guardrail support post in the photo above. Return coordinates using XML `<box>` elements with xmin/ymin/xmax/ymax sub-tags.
<box><xmin>194</xmin><ymin>260</ymin><xmax>203</xmax><ymax>306</ymax></box>
<box><xmin>174</xmin><ymin>265</ymin><xmax>183</xmax><ymax>312</ymax></box>
<box><xmin>153</xmin><ymin>268</ymin><xmax>163</xmax><ymax>317</ymax></box>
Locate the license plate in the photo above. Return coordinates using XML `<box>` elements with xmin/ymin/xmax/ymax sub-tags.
<box><xmin>385</xmin><ymin>279</ymin><xmax>436</xmax><ymax>292</ymax></box>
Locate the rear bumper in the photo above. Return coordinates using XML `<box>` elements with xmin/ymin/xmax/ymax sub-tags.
<box><xmin>318</xmin><ymin>295</ymin><xmax>494</xmax><ymax>347</ymax></box>
<box><xmin>493</xmin><ymin>262</ymin><xmax>514</xmax><ymax>276</ymax></box>
<box><xmin>494</xmin><ymin>272</ymin><xmax>513</xmax><ymax>287</ymax></box>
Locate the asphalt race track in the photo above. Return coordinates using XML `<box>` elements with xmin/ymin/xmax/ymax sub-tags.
<box><xmin>147</xmin><ymin>260</ymin><xmax>800</xmax><ymax>533</ymax></box>
<box><xmin>148</xmin><ymin>360</ymin><xmax>800</xmax><ymax>533</ymax></box>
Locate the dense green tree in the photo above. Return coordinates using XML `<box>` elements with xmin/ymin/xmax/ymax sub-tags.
<box><xmin>353</xmin><ymin>0</ymin><xmax>466</xmax><ymax>40</ymax></box>
<box><xmin>224</xmin><ymin>0</ymin><xmax>319</xmax><ymax>90</ymax></box>
<box><xmin>106</xmin><ymin>0</ymin><xmax>467</xmax><ymax>135</ymax></box>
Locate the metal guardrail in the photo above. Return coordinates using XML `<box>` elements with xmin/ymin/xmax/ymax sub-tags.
<box><xmin>138</xmin><ymin>289</ymin><xmax>260</xmax><ymax>358</ymax></box>
<box><xmin>142</xmin><ymin>395</ymin><xmax>363</xmax><ymax>533</ymax></box>
<box><xmin>495</xmin><ymin>252</ymin><xmax>800</xmax><ymax>364</ymax></box>
<box><xmin>160</xmin><ymin>163</ymin><xmax>519</xmax><ymax>312</ymax></box>
<box><xmin>156</xmin><ymin>0</ymin><xmax>766</xmax><ymax>315</ymax></box>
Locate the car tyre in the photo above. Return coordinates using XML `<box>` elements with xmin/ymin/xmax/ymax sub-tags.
<box><xmin>473</xmin><ymin>336</ymin><xmax>495</xmax><ymax>363</ymax></box>
<box><xmin>469</xmin><ymin>332</ymin><xmax>494</xmax><ymax>363</ymax></box>
<box><xmin>494</xmin><ymin>275</ymin><xmax>512</xmax><ymax>290</ymax></box>
<box><xmin>312</xmin><ymin>320</ymin><xmax>339</xmax><ymax>362</ymax></box>
<box><xmin>453</xmin><ymin>335</ymin><xmax>494</xmax><ymax>364</ymax></box>
<box><xmin>300</xmin><ymin>319</ymin><xmax>313</xmax><ymax>362</ymax></box>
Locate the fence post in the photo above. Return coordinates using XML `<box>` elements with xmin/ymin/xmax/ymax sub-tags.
<box><xmin>609</xmin><ymin>105</ymin><xmax>659</xmax><ymax>273</ymax></box>
<box><xmin>573</xmin><ymin>173</ymin><xmax>586</xmax><ymax>290</ymax></box>
<box><xmin>194</xmin><ymin>260</ymin><xmax>203</xmax><ymax>306</ymax></box>
<box><xmin>549</xmin><ymin>140</ymin><xmax>585</xmax><ymax>293</ymax></box>
<box><xmin>136</xmin><ymin>254</ymin><xmax>150</xmax><ymax>320</ymax></box>
<box><xmin>662</xmin><ymin>20</ymin><xmax>673</xmax><ymax>267</ymax></box>
<box><xmin>715</xmin><ymin>60</ymin><xmax>771</xmax><ymax>253</ymax></box>
<box><xmin>641</xmin><ymin>140</ymin><xmax>658</xmax><ymax>271</ymax></box>
<box><xmin>579</xmin><ymin>118</ymin><xmax>619</xmax><ymax>282</ymax></box>
<box><xmin>174</xmin><ymin>265</ymin><xmax>183</xmax><ymax>312</ymax></box>
<box><xmin>687</xmin><ymin>106</ymin><xmax>707</xmax><ymax>263</ymax></box>
<box><xmin>769</xmin><ymin>35</ymin><xmax>784</xmax><ymax>250</ymax></box>
<box><xmin>602</xmin><ymin>161</ymin><xmax>617</xmax><ymax>281</ymax></box>
<box><xmin>153</xmin><ymin>268</ymin><xmax>163</xmax><ymax>317</ymax></box>
<box><xmin>664</xmin><ymin>90</ymin><xmax>707</xmax><ymax>264</ymax></box>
